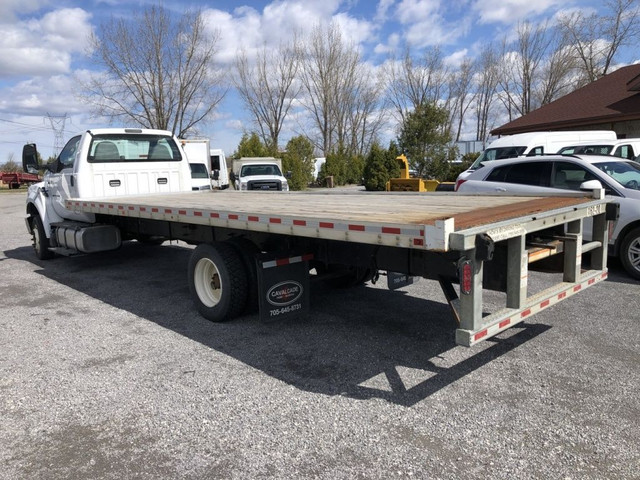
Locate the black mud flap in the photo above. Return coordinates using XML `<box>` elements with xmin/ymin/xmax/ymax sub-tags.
<box><xmin>257</xmin><ymin>253</ymin><xmax>312</xmax><ymax>323</ymax></box>
<box><xmin>387</xmin><ymin>271</ymin><xmax>416</xmax><ymax>290</ymax></box>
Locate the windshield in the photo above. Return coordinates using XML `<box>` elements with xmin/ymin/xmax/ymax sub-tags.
<box><xmin>573</xmin><ymin>145</ymin><xmax>614</xmax><ymax>155</ymax></box>
<box><xmin>593</xmin><ymin>161</ymin><xmax>640</xmax><ymax>190</ymax></box>
<box><xmin>240</xmin><ymin>164</ymin><xmax>282</xmax><ymax>177</ymax></box>
<box><xmin>189</xmin><ymin>163</ymin><xmax>209</xmax><ymax>179</ymax></box>
<box><xmin>470</xmin><ymin>146</ymin><xmax>527</xmax><ymax>169</ymax></box>
<box><xmin>88</xmin><ymin>134</ymin><xmax>182</xmax><ymax>163</ymax></box>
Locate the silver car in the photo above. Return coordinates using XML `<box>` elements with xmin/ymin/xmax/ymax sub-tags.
<box><xmin>456</xmin><ymin>154</ymin><xmax>640</xmax><ymax>279</ymax></box>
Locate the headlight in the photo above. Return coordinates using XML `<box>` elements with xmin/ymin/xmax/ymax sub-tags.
<box><xmin>282</xmin><ymin>181</ymin><xmax>289</xmax><ymax>191</ymax></box>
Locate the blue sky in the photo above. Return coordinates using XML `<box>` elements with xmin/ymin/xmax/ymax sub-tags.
<box><xmin>0</xmin><ymin>0</ymin><xmax>634</xmax><ymax>163</ymax></box>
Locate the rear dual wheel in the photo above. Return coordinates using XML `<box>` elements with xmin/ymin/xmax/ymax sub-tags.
<box><xmin>188</xmin><ymin>242</ymin><xmax>249</xmax><ymax>322</ymax></box>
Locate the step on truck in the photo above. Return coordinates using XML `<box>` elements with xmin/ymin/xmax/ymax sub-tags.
<box><xmin>22</xmin><ymin>128</ymin><xmax>613</xmax><ymax>346</ymax></box>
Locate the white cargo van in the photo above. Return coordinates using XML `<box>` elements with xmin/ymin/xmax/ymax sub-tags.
<box><xmin>557</xmin><ymin>138</ymin><xmax>640</xmax><ymax>160</ymax></box>
<box><xmin>457</xmin><ymin>130</ymin><xmax>617</xmax><ymax>185</ymax></box>
<box><xmin>209</xmin><ymin>148</ymin><xmax>229</xmax><ymax>189</ymax></box>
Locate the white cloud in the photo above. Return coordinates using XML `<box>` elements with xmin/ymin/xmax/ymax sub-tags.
<box><xmin>473</xmin><ymin>0</ymin><xmax>560</xmax><ymax>24</ymax></box>
<box><xmin>0</xmin><ymin>7</ymin><xmax>92</xmax><ymax>78</ymax></box>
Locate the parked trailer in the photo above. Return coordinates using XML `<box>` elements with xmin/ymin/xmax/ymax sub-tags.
<box><xmin>1</xmin><ymin>171</ymin><xmax>39</xmax><ymax>189</ymax></box>
<box><xmin>64</xmin><ymin>189</ymin><xmax>611</xmax><ymax>347</ymax></box>
<box><xmin>22</xmin><ymin>128</ymin><xmax>612</xmax><ymax>348</ymax></box>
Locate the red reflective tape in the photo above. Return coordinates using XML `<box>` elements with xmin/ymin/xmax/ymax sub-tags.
<box><xmin>413</xmin><ymin>238</ymin><xmax>424</xmax><ymax>246</ymax></box>
<box><xmin>319</xmin><ymin>222</ymin><xmax>334</xmax><ymax>229</ymax></box>
<box><xmin>293</xmin><ymin>219</ymin><xmax>306</xmax><ymax>226</ymax></box>
<box><xmin>99</xmin><ymin>204</ymin><xmax>105</xmax><ymax>208</ymax></box>
<box><xmin>178</xmin><ymin>210</ymin><xmax>187</xmax><ymax>215</ymax></box>
<box><xmin>269</xmin><ymin>218</ymin><xmax>282</xmax><ymax>224</ymax></box>
<box><xmin>194</xmin><ymin>211</ymin><xmax>202</xmax><ymax>217</ymax></box>
<box><xmin>302</xmin><ymin>254</ymin><xmax>314</xmax><ymax>261</ymax></box>
<box><xmin>248</xmin><ymin>216</ymin><xmax>259</xmax><ymax>222</ymax></box>
<box><xmin>152</xmin><ymin>207</ymin><xmax>159</xmax><ymax>213</ymax></box>
<box><xmin>474</xmin><ymin>329</ymin><xmax>488</xmax><ymax>341</ymax></box>
<box><xmin>118</xmin><ymin>205</ymin><xmax>124</xmax><ymax>210</ymax></box>
<box><xmin>558</xmin><ymin>291</ymin><xmax>567</xmax><ymax>299</ymax></box>
<box><xmin>91</xmin><ymin>203</ymin><xmax>96</xmax><ymax>207</ymax></box>
<box><xmin>521</xmin><ymin>308</ymin><xmax>531</xmax><ymax>318</ymax></box>
<box><xmin>382</xmin><ymin>227</ymin><xmax>401</xmax><ymax>235</ymax></box>
<box><xmin>164</xmin><ymin>208</ymin><xmax>172</xmax><ymax>214</ymax></box>
<box><xmin>588</xmin><ymin>278</ymin><xmax>595</xmax><ymax>285</ymax></box>
<box><xmin>128</xmin><ymin>206</ymin><xmax>135</xmax><ymax>211</ymax></box>
<box><xmin>349</xmin><ymin>224</ymin><xmax>365</xmax><ymax>231</ymax></box>
<box><xmin>540</xmin><ymin>299</ymin><xmax>550</xmax><ymax>308</ymax></box>
<box><xmin>573</xmin><ymin>285</ymin><xmax>582</xmax><ymax>292</ymax></box>
<box><xmin>140</xmin><ymin>207</ymin><xmax>146</xmax><ymax>212</ymax></box>
<box><xmin>229</xmin><ymin>214</ymin><xmax>239</xmax><ymax>220</ymax></box>
<box><xmin>499</xmin><ymin>318</ymin><xmax>511</xmax><ymax>329</ymax></box>
<box><xmin>276</xmin><ymin>258</ymin><xmax>290</xmax><ymax>266</ymax></box>
<box><xmin>210</xmin><ymin>212</ymin><xmax>219</xmax><ymax>218</ymax></box>
<box><xmin>602</xmin><ymin>272</ymin><xmax>608</xmax><ymax>279</ymax></box>
<box><xmin>109</xmin><ymin>204</ymin><xmax>114</xmax><ymax>209</ymax></box>
<box><xmin>83</xmin><ymin>202</ymin><xmax>88</xmax><ymax>207</ymax></box>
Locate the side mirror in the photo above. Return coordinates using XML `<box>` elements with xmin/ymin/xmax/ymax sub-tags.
<box><xmin>22</xmin><ymin>143</ymin><xmax>40</xmax><ymax>174</ymax></box>
<box><xmin>579</xmin><ymin>180</ymin><xmax>603</xmax><ymax>191</ymax></box>
<box><xmin>286</xmin><ymin>170</ymin><xmax>292</xmax><ymax>179</ymax></box>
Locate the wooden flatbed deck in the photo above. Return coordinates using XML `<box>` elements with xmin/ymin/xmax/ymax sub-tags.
<box><xmin>67</xmin><ymin>190</ymin><xmax>603</xmax><ymax>251</ymax></box>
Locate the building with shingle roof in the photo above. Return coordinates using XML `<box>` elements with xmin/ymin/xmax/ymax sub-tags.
<box><xmin>492</xmin><ymin>63</ymin><xmax>640</xmax><ymax>139</ymax></box>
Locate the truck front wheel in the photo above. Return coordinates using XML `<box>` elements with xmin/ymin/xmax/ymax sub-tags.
<box><xmin>188</xmin><ymin>243</ymin><xmax>249</xmax><ymax>322</ymax></box>
<box><xmin>31</xmin><ymin>215</ymin><xmax>54</xmax><ymax>260</ymax></box>
<box><xmin>619</xmin><ymin>227</ymin><xmax>640</xmax><ymax>280</ymax></box>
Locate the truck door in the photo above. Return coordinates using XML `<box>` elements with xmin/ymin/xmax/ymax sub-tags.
<box><xmin>46</xmin><ymin>135</ymin><xmax>90</xmax><ymax>222</ymax></box>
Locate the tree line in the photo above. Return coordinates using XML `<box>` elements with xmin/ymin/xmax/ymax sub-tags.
<box><xmin>71</xmin><ymin>0</ymin><xmax>639</xmax><ymax>189</ymax></box>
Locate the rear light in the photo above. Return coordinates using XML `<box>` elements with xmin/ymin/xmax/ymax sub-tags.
<box><xmin>455</xmin><ymin>179</ymin><xmax>466</xmax><ymax>191</ymax></box>
<box><xmin>460</xmin><ymin>259</ymin><xmax>473</xmax><ymax>294</ymax></box>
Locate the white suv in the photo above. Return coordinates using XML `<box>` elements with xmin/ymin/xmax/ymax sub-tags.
<box><xmin>456</xmin><ymin>154</ymin><xmax>640</xmax><ymax>279</ymax></box>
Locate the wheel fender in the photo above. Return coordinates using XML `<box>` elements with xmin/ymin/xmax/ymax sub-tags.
<box><xmin>26</xmin><ymin>186</ymin><xmax>63</xmax><ymax>239</ymax></box>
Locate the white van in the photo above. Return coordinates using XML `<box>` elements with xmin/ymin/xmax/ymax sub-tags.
<box><xmin>557</xmin><ymin>139</ymin><xmax>640</xmax><ymax>160</ymax></box>
<box><xmin>457</xmin><ymin>130</ymin><xmax>617</xmax><ymax>184</ymax></box>
<box><xmin>209</xmin><ymin>148</ymin><xmax>229</xmax><ymax>189</ymax></box>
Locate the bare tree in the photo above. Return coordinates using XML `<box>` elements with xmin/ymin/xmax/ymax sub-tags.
<box><xmin>299</xmin><ymin>22</ymin><xmax>371</xmax><ymax>156</ymax></box>
<box><xmin>384</xmin><ymin>46</ymin><xmax>450</xmax><ymax>129</ymax></box>
<box><xmin>234</xmin><ymin>39</ymin><xmax>302</xmax><ymax>153</ymax></box>
<box><xmin>347</xmin><ymin>65</ymin><xmax>388</xmax><ymax>157</ymax></box>
<box><xmin>474</xmin><ymin>44</ymin><xmax>500</xmax><ymax>145</ymax></box>
<box><xmin>498</xmin><ymin>21</ymin><xmax>554</xmax><ymax>120</ymax></box>
<box><xmin>83</xmin><ymin>6</ymin><xmax>226</xmax><ymax>137</ymax></box>
<box><xmin>447</xmin><ymin>58</ymin><xmax>476</xmax><ymax>142</ymax></box>
<box><xmin>557</xmin><ymin>0</ymin><xmax>640</xmax><ymax>84</ymax></box>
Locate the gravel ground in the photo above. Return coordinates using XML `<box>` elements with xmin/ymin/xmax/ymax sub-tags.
<box><xmin>1</xmin><ymin>191</ymin><xmax>638</xmax><ymax>479</ymax></box>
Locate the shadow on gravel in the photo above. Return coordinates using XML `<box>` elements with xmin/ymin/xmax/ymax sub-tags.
<box><xmin>6</xmin><ymin>242</ymin><xmax>563</xmax><ymax>407</ymax></box>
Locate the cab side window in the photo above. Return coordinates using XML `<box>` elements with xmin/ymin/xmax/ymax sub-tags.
<box><xmin>486</xmin><ymin>162</ymin><xmax>552</xmax><ymax>187</ymax></box>
<box><xmin>56</xmin><ymin>135</ymin><xmax>81</xmax><ymax>172</ymax></box>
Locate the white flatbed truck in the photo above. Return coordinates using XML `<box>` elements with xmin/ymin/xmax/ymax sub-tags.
<box><xmin>22</xmin><ymin>128</ymin><xmax>613</xmax><ymax>347</ymax></box>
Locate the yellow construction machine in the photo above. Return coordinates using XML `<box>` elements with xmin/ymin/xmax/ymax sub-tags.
<box><xmin>385</xmin><ymin>154</ymin><xmax>454</xmax><ymax>192</ymax></box>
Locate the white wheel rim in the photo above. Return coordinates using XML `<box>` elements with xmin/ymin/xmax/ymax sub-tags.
<box><xmin>194</xmin><ymin>257</ymin><xmax>222</xmax><ymax>307</ymax></box>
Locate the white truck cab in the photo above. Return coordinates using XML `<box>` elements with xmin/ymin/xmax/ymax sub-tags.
<box><xmin>22</xmin><ymin>128</ymin><xmax>191</xmax><ymax>258</ymax></box>
<box><xmin>231</xmin><ymin>157</ymin><xmax>289</xmax><ymax>191</ymax></box>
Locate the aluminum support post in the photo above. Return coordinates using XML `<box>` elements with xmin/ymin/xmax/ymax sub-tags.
<box><xmin>506</xmin><ymin>234</ymin><xmax>527</xmax><ymax>309</ymax></box>
<box><xmin>563</xmin><ymin>219</ymin><xmax>583</xmax><ymax>283</ymax></box>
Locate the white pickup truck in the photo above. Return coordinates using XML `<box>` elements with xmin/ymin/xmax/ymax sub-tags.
<box><xmin>21</xmin><ymin>128</ymin><xmax>612</xmax><ymax>346</ymax></box>
<box><xmin>231</xmin><ymin>157</ymin><xmax>289</xmax><ymax>191</ymax></box>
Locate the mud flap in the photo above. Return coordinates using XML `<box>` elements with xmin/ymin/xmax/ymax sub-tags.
<box><xmin>257</xmin><ymin>253</ymin><xmax>312</xmax><ymax>322</ymax></box>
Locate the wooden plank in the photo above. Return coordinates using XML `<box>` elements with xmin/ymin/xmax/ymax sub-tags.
<box><xmin>78</xmin><ymin>190</ymin><xmax>593</xmax><ymax>231</ymax></box>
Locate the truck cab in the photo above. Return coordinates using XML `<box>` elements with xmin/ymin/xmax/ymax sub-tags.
<box><xmin>231</xmin><ymin>157</ymin><xmax>289</xmax><ymax>191</ymax></box>
<box><xmin>22</xmin><ymin>128</ymin><xmax>191</xmax><ymax>258</ymax></box>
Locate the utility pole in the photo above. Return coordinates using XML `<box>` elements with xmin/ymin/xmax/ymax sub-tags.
<box><xmin>46</xmin><ymin>113</ymin><xmax>69</xmax><ymax>157</ymax></box>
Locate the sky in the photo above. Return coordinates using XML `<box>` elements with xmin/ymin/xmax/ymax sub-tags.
<box><xmin>0</xmin><ymin>0</ymin><xmax>636</xmax><ymax>164</ymax></box>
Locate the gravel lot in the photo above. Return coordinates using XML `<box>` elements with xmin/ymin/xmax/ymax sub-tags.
<box><xmin>1</xmin><ymin>190</ymin><xmax>638</xmax><ymax>479</ymax></box>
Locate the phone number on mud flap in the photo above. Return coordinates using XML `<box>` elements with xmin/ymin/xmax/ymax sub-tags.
<box><xmin>269</xmin><ymin>303</ymin><xmax>302</xmax><ymax>316</ymax></box>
